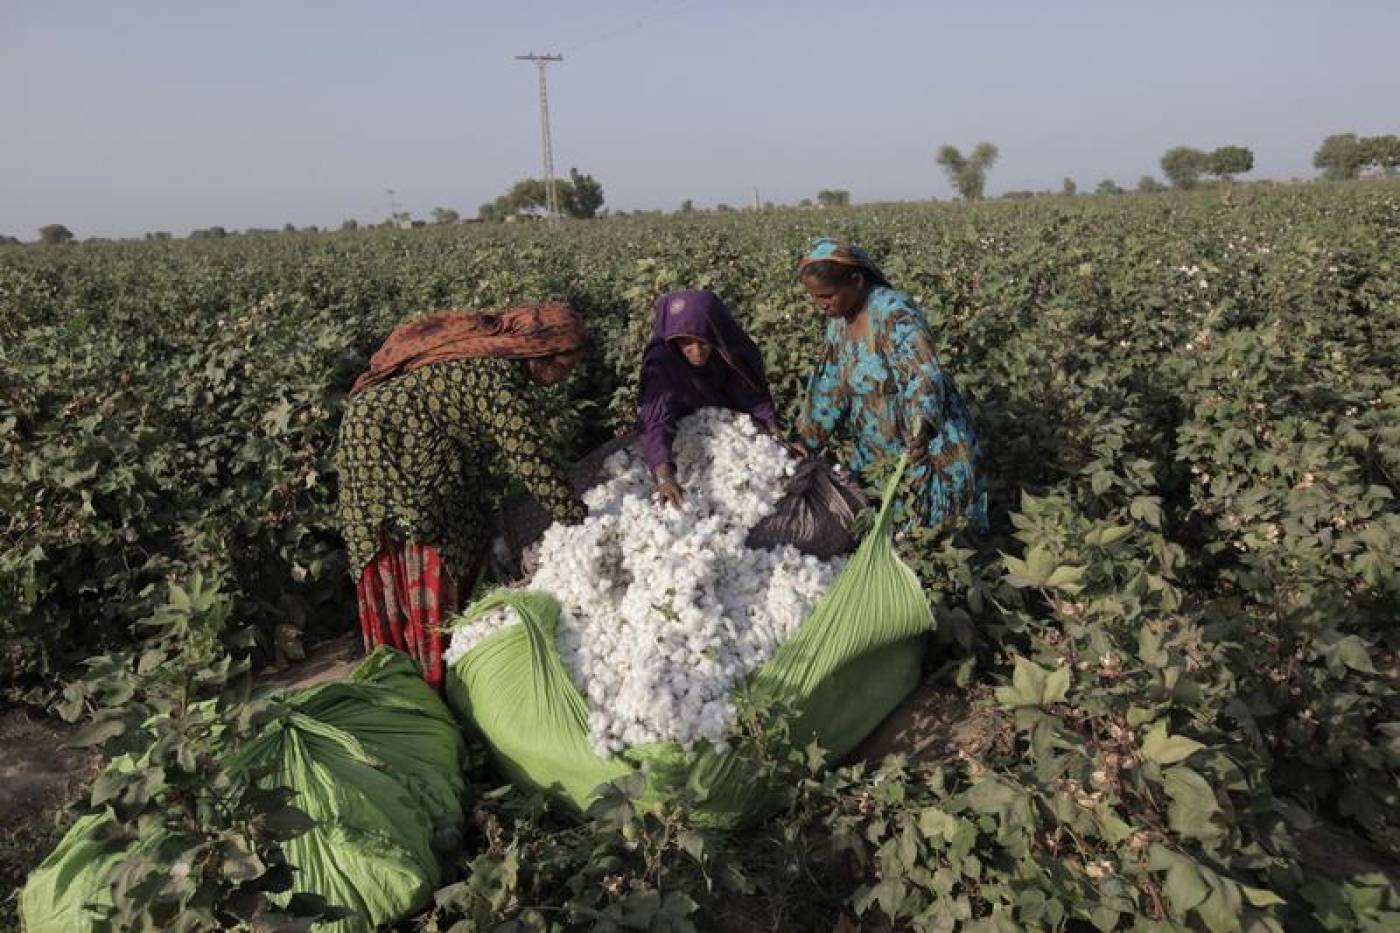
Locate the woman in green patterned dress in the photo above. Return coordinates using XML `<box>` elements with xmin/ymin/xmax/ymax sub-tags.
<box><xmin>336</xmin><ymin>302</ymin><xmax>588</xmax><ymax>687</ymax></box>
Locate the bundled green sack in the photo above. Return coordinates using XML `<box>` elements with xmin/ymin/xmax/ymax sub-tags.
<box><xmin>20</xmin><ymin>648</ymin><xmax>467</xmax><ymax>933</ymax></box>
<box><xmin>446</xmin><ymin>464</ymin><xmax>932</xmax><ymax>828</ymax></box>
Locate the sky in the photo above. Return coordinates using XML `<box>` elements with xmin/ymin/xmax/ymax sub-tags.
<box><xmin>3</xmin><ymin>0</ymin><xmax>1398</xmax><ymax>239</ymax></box>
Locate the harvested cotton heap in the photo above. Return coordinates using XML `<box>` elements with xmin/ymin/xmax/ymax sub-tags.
<box><xmin>446</xmin><ymin>408</ymin><xmax>844</xmax><ymax>756</ymax></box>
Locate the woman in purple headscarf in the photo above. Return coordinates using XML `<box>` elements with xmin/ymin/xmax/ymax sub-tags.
<box><xmin>636</xmin><ymin>289</ymin><xmax>781</xmax><ymax>505</ymax></box>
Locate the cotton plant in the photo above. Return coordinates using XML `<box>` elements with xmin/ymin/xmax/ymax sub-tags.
<box><xmin>446</xmin><ymin>409</ymin><xmax>844</xmax><ymax>756</ymax></box>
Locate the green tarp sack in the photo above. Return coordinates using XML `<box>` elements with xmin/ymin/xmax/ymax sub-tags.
<box><xmin>446</xmin><ymin>459</ymin><xmax>932</xmax><ymax>828</ymax></box>
<box><xmin>20</xmin><ymin>648</ymin><xmax>467</xmax><ymax>933</ymax></box>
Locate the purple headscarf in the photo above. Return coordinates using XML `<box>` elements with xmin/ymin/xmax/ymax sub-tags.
<box><xmin>635</xmin><ymin>290</ymin><xmax>778</xmax><ymax>472</ymax></box>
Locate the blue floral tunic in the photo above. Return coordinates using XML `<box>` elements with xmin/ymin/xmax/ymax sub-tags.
<box><xmin>797</xmin><ymin>286</ymin><xmax>987</xmax><ymax>531</ymax></box>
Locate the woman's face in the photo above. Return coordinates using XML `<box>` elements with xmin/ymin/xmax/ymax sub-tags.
<box><xmin>802</xmin><ymin>272</ymin><xmax>867</xmax><ymax>320</ymax></box>
<box><xmin>672</xmin><ymin>336</ymin><xmax>712</xmax><ymax>368</ymax></box>
<box><xmin>526</xmin><ymin>348</ymin><xmax>583</xmax><ymax>386</ymax></box>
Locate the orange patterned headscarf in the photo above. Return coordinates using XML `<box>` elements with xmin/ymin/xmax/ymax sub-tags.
<box><xmin>351</xmin><ymin>301</ymin><xmax>586</xmax><ymax>396</ymax></box>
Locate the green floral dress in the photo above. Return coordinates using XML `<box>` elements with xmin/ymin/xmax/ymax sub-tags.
<box><xmin>335</xmin><ymin>357</ymin><xmax>586</xmax><ymax>582</ymax></box>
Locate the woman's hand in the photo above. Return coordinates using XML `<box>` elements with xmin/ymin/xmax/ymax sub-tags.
<box><xmin>653</xmin><ymin>464</ymin><xmax>684</xmax><ymax>507</ymax></box>
<box><xmin>521</xmin><ymin>541</ymin><xmax>544</xmax><ymax>577</ymax></box>
<box><xmin>762</xmin><ymin>424</ymin><xmax>809</xmax><ymax>460</ymax></box>
<box><xmin>655</xmin><ymin>479</ymin><xmax>684</xmax><ymax>507</ymax></box>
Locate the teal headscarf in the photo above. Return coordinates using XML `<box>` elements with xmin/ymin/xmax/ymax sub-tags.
<box><xmin>798</xmin><ymin>237</ymin><xmax>891</xmax><ymax>287</ymax></box>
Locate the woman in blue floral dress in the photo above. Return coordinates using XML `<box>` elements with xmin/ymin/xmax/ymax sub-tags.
<box><xmin>796</xmin><ymin>238</ymin><xmax>987</xmax><ymax>532</ymax></box>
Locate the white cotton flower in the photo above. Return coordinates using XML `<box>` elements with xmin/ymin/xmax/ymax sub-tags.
<box><xmin>446</xmin><ymin>409</ymin><xmax>844</xmax><ymax>755</ymax></box>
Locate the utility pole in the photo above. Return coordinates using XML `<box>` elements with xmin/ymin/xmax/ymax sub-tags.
<box><xmin>385</xmin><ymin>188</ymin><xmax>401</xmax><ymax>226</ymax></box>
<box><xmin>515</xmin><ymin>52</ymin><xmax>564</xmax><ymax>222</ymax></box>
<box><xmin>753</xmin><ymin>187</ymin><xmax>761</xmax><ymax>211</ymax></box>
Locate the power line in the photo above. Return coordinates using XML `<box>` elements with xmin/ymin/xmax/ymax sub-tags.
<box><xmin>515</xmin><ymin>53</ymin><xmax>564</xmax><ymax>223</ymax></box>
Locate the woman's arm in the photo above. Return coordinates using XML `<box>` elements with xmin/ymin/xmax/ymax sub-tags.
<box><xmin>635</xmin><ymin>346</ymin><xmax>680</xmax><ymax>475</ymax></box>
<box><xmin>885</xmin><ymin>309</ymin><xmax>964</xmax><ymax>525</ymax></box>
<box><xmin>886</xmin><ymin>309</ymin><xmax>950</xmax><ymax>453</ymax></box>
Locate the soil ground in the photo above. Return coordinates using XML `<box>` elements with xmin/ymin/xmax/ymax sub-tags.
<box><xmin>854</xmin><ymin>682</ymin><xmax>1006</xmax><ymax>767</ymax></box>
<box><xmin>0</xmin><ymin>709</ymin><xmax>103</xmax><ymax>930</ymax></box>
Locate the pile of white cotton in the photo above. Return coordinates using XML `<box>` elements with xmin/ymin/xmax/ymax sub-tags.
<box><xmin>445</xmin><ymin>408</ymin><xmax>844</xmax><ymax>756</ymax></box>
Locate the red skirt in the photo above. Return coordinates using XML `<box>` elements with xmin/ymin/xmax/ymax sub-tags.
<box><xmin>355</xmin><ymin>538</ymin><xmax>469</xmax><ymax>688</ymax></box>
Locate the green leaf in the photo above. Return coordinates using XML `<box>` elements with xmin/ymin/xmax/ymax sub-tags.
<box><xmin>55</xmin><ymin>682</ymin><xmax>86</xmax><ymax>722</ymax></box>
<box><xmin>68</xmin><ymin>712</ymin><xmax>129</xmax><ymax>748</ymax></box>
<box><xmin>1137</xmin><ymin>626</ymin><xmax>1166</xmax><ymax>666</ymax></box>
<box><xmin>996</xmin><ymin>656</ymin><xmax>1045</xmax><ymax>707</ymax></box>
<box><xmin>1130</xmin><ymin>496</ymin><xmax>1163</xmax><ymax>528</ymax></box>
<box><xmin>259</xmin><ymin>805</ymin><xmax>317</xmax><ymax>841</ymax></box>
<box><xmin>1142</xmin><ymin>721</ymin><xmax>1206</xmax><ymax>765</ymax></box>
<box><xmin>1004</xmin><ymin>545</ymin><xmax>1059</xmax><ymax>588</ymax></box>
<box><xmin>1331</xmin><ymin>635</ymin><xmax>1376</xmax><ymax>674</ymax></box>
<box><xmin>1196</xmin><ymin>876</ymin><xmax>1244</xmax><ymax>933</ymax></box>
<box><xmin>1164</xmin><ymin>766</ymin><xmax>1220</xmax><ymax>840</ymax></box>
<box><xmin>1164</xmin><ymin>857</ymin><xmax>1211</xmax><ymax>915</ymax></box>
<box><xmin>137</xmin><ymin>647</ymin><xmax>167</xmax><ymax>675</ymax></box>
<box><xmin>677</xmin><ymin>829</ymin><xmax>706</xmax><ymax>863</ymax></box>
<box><xmin>1085</xmin><ymin>522</ymin><xmax>1133</xmax><ymax>548</ymax></box>
<box><xmin>1042</xmin><ymin>664</ymin><xmax>1071</xmax><ymax>704</ymax></box>
<box><xmin>870</xmin><ymin>877</ymin><xmax>908</xmax><ymax>919</ymax></box>
<box><xmin>1239</xmin><ymin>884</ymin><xmax>1286</xmax><ymax>907</ymax></box>
<box><xmin>1044</xmin><ymin>564</ymin><xmax>1086</xmax><ymax>594</ymax></box>
<box><xmin>221</xmin><ymin>841</ymin><xmax>266</xmax><ymax>882</ymax></box>
<box><xmin>918</xmin><ymin>806</ymin><xmax>957</xmax><ymax>842</ymax></box>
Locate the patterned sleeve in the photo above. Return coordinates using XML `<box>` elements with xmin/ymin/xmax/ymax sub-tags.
<box><xmin>796</xmin><ymin>323</ymin><xmax>847</xmax><ymax>452</ymax></box>
<box><xmin>450</xmin><ymin>361</ymin><xmax>587</xmax><ymax>525</ymax></box>
<box><xmin>886</xmin><ymin>307</ymin><xmax>949</xmax><ymax>452</ymax></box>
<box><xmin>885</xmin><ymin>303</ymin><xmax>983</xmax><ymax>529</ymax></box>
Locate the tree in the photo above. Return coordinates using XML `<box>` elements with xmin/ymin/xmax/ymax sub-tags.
<box><xmin>816</xmin><ymin>188</ymin><xmax>851</xmax><ymax>208</ymax></box>
<box><xmin>189</xmin><ymin>226</ymin><xmax>228</xmax><ymax>239</ymax></box>
<box><xmin>1062</xmin><ymin>177</ymin><xmax>1078</xmax><ymax>196</ymax></box>
<box><xmin>478</xmin><ymin>168</ymin><xmax>605</xmax><ymax>221</ymax></box>
<box><xmin>1207</xmin><ymin>146</ymin><xmax>1254</xmax><ymax>181</ymax></box>
<box><xmin>798</xmin><ymin>198</ymin><xmax>813</xmax><ymax>208</ymax></box>
<box><xmin>144</xmin><ymin>231</ymin><xmax>172</xmax><ymax>241</ymax></box>
<box><xmin>38</xmin><ymin>224</ymin><xmax>74</xmax><ymax>245</ymax></box>
<box><xmin>431</xmin><ymin>207</ymin><xmax>460</xmax><ymax>225</ymax></box>
<box><xmin>678</xmin><ymin>199</ymin><xmax>695</xmax><ymax>214</ymax></box>
<box><xmin>935</xmin><ymin>142</ymin><xmax>999</xmax><ymax>200</ymax></box>
<box><xmin>1137</xmin><ymin>176</ymin><xmax>1166</xmax><ymax>193</ymax></box>
<box><xmin>565</xmin><ymin>168</ymin><xmax>604</xmax><ymax>218</ymax></box>
<box><xmin>1160</xmin><ymin>146</ymin><xmax>1209</xmax><ymax>188</ymax></box>
<box><xmin>340</xmin><ymin>219</ymin><xmax>359</xmax><ymax>231</ymax></box>
<box><xmin>1313</xmin><ymin>134</ymin><xmax>1365</xmax><ymax>181</ymax></box>
<box><xmin>1360</xmin><ymin>135</ymin><xmax>1400</xmax><ymax>175</ymax></box>
<box><xmin>0</xmin><ymin>234</ymin><xmax>20</xmax><ymax>245</ymax></box>
<box><xmin>1095</xmin><ymin>179</ymin><xmax>1122</xmax><ymax>196</ymax></box>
